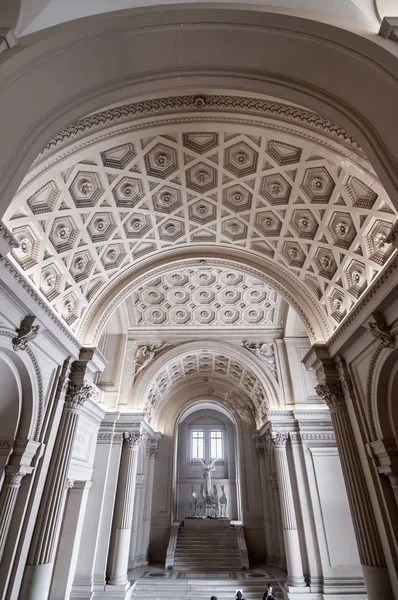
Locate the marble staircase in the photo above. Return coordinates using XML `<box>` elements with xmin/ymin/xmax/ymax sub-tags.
<box><xmin>131</xmin><ymin>577</ymin><xmax>285</xmax><ymax>600</ymax></box>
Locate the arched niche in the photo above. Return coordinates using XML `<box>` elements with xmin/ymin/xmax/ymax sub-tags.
<box><xmin>174</xmin><ymin>402</ymin><xmax>240</xmax><ymax>522</ymax></box>
<box><xmin>0</xmin><ymin>344</ymin><xmax>36</xmax><ymax>479</ymax></box>
<box><xmin>373</xmin><ymin>348</ymin><xmax>398</xmax><ymax>441</ymax></box>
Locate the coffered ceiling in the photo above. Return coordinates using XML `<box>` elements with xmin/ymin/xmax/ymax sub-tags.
<box><xmin>3</xmin><ymin>95</ymin><xmax>397</xmax><ymax>341</ymax></box>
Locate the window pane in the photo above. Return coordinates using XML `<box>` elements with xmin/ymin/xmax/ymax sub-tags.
<box><xmin>191</xmin><ymin>430</ymin><xmax>204</xmax><ymax>459</ymax></box>
<box><xmin>210</xmin><ymin>430</ymin><xmax>223</xmax><ymax>459</ymax></box>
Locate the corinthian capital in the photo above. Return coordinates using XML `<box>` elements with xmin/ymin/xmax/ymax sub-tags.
<box><xmin>272</xmin><ymin>432</ymin><xmax>288</xmax><ymax>448</ymax></box>
<box><xmin>123</xmin><ymin>432</ymin><xmax>142</xmax><ymax>448</ymax></box>
<box><xmin>65</xmin><ymin>383</ymin><xmax>95</xmax><ymax>409</ymax></box>
<box><xmin>315</xmin><ymin>382</ymin><xmax>345</xmax><ymax>412</ymax></box>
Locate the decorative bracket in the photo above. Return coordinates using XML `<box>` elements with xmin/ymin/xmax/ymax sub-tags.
<box><xmin>366</xmin><ymin>313</ymin><xmax>396</xmax><ymax>349</ymax></box>
<box><xmin>379</xmin><ymin>17</ymin><xmax>398</xmax><ymax>43</ymax></box>
<box><xmin>12</xmin><ymin>316</ymin><xmax>40</xmax><ymax>351</ymax></box>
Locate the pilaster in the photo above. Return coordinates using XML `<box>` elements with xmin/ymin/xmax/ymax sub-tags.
<box><xmin>271</xmin><ymin>432</ymin><xmax>306</xmax><ymax>589</ymax></box>
<box><xmin>21</xmin><ymin>349</ymin><xmax>100</xmax><ymax>600</ymax></box>
<box><xmin>312</xmin><ymin>347</ymin><xmax>393</xmax><ymax>600</ymax></box>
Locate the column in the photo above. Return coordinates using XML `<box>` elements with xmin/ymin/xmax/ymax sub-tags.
<box><xmin>138</xmin><ymin>437</ymin><xmax>159</xmax><ymax>565</ymax></box>
<box><xmin>49</xmin><ymin>480</ymin><xmax>91</xmax><ymax>600</ymax></box>
<box><xmin>269</xmin><ymin>474</ymin><xmax>286</xmax><ymax>570</ymax></box>
<box><xmin>0</xmin><ymin>439</ymin><xmax>41</xmax><ymax>561</ymax></box>
<box><xmin>272</xmin><ymin>432</ymin><xmax>306</xmax><ymax>588</ymax></box>
<box><xmin>315</xmin><ymin>358</ymin><xmax>393</xmax><ymax>600</ymax></box>
<box><xmin>21</xmin><ymin>382</ymin><xmax>95</xmax><ymax>600</ymax></box>
<box><xmin>71</xmin><ymin>415</ymin><xmax>119</xmax><ymax>598</ymax></box>
<box><xmin>108</xmin><ymin>431</ymin><xmax>141</xmax><ymax>589</ymax></box>
<box><xmin>255</xmin><ymin>439</ymin><xmax>274</xmax><ymax>565</ymax></box>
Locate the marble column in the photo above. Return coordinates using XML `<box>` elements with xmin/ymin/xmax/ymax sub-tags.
<box><xmin>316</xmin><ymin>360</ymin><xmax>393</xmax><ymax>600</ymax></box>
<box><xmin>108</xmin><ymin>431</ymin><xmax>141</xmax><ymax>588</ymax></box>
<box><xmin>138</xmin><ymin>437</ymin><xmax>158</xmax><ymax>565</ymax></box>
<box><xmin>0</xmin><ymin>439</ymin><xmax>41</xmax><ymax>561</ymax></box>
<box><xmin>255</xmin><ymin>439</ymin><xmax>274</xmax><ymax>565</ymax></box>
<box><xmin>269</xmin><ymin>474</ymin><xmax>286</xmax><ymax>570</ymax></box>
<box><xmin>272</xmin><ymin>432</ymin><xmax>306</xmax><ymax>588</ymax></box>
<box><xmin>21</xmin><ymin>382</ymin><xmax>94</xmax><ymax>600</ymax></box>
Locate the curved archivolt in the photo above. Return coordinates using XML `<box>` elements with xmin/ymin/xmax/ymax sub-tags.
<box><xmin>131</xmin><ymin>341</ymin><xmax>280</xmax><ymax>429</ymax></box>
<box><xmin>3</xmin><ymin>95</ymin><xmax>397</xmax><ymax>343</ymax></box>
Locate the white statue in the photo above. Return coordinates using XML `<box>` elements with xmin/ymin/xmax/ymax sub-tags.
<box><xmin>196</xmin><ymin>457</ymin><xmax>219</xmax><ymax>498</ymax></box>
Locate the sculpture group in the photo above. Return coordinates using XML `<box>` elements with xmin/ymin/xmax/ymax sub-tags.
<box><xmin>189</xmin><ymin>458</ymin><xmax>228</xmax><ymax>518</ymax></box>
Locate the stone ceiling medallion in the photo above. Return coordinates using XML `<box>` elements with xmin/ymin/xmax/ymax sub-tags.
<box><xmin>101</xmin><ymin>143</ymin><xmax>136</xmax><ymax>169</ymax></box>
<box><xmin>27</xmin><ymin>180</ymin><xmax>60</xmax><ymax>214</ymax></box>
<box><xmin>12</xmin><ymin>224</ymin><xmax>41</xmax><ymax>270</ymax></box>
<box><xmin>260</xmin><ymin>174</ymin><xmax>292</xmax><ymax>206</ymax></box>
<box><xmin>365</xmin><ymin>219</ymin><xmax>394</xmax><ymax>266</ymax></box>
<box><xmin>290</xmin><ymin>209</ymin><xmax>319</xmax><ymax>239</ymax></box>
<box><xmin>61</xmin><ymin>292</ymin><xmax>79</xmax><ymax>326</ymax></box>
<box><xmin>188</xmin><ymin>200</ymin><xmax>217</xmax><ymax>225</ymax></box>
<box><xmin>301</xmin><ymin>166</ymin><xmax>335</xmax><ymax>203</ymax></box>
<box><xmin>152</xmin><ymin>186</ymin><xmax>182</xmax><ymax>214</ymax></box>
<box><xmin>194</xmin><ymin>307</ymin><xmax>215</xmax><ymax>325</ymax></box>
<box><xmin>222</xmin><ymin>184</ymin><xmax>252</xmax><ymax>213</ymax></box>
<box><xmin>158</xmin><ymin>218</ymin><xmax>185</xmax><ymax>241</ymax></box>
<box><xmin>222</xmin><ymin>218</ymin><xmax>248</xmax><ymax>241</ymax></box>
<box><xmin>87</xmin><ymin>213</ymin><xmax>116</xmax><ymax>243</ymax></box>
<box><xmin>282</xmin><ymin>241</ymin><xmax>305</xmax><ymax>268</ymax></box>
<box><xmin>266</xmin><ymin>140</ymin><xmax>302</xmax><ymax>166</ymax></box>
<box><xmin>345</xmin><ymin>260</ymin><xmax>367</xmax><ymax>298</ymax></box>
<box><xmin>255</xmin><ymin>212</ymin><xmax>282</xmax><ymax>237</ymax></box>
<box><xmin>40</xmin><ymin>263</ymin><xmax>62</xmax><ymax>302</ymax></box>
<box><xmin>69</xmin><ymin>171</ymin><xmax>103</xmax><ymax>208</ymax></box>
<box><xmin>123</xmin><ymin>213</ymin><xmax>151</xmax><ymax>238</ymax></box>
<box><xmin>224</xmin><ymin>141</ymin><xmax>258</xmax><ymax>177</ymax></box>
<box><xmin>186</xmin><ymin>162</ymin><xmax>217</xmax><ymax>193</ymax></box>
<box><xmin>100</xmin><ymin>243</ymin><xmax>126</xmax><ymax>270</ymax></box>
<box><xmin>328</xmin><ymin>211</ymin><xmax>356</xmax><ymax>250</ymax></box>
<box><xmin>144</xmin><ymin>143</ymin><xmax>178</xmax><ymax>179</ymax></box>
<box><xmin>112</xmin><ymin>177</ymin><xmax>144</xmax><ymax>208</ymax></box>
<box><xmin>70</xmin><ymin>250</ymin><xmax>94</xmax><ymax>283</ymax></box>
<box><xmin>49</xmin><ymin>216</ymin><xmax>79</xmax><ymax>254</ymax></box>
<box><xmin>193</xmin><ymin>287</ymin><xmax>215</xmax><ymax>305</ymax></box>
<box><xmin>328</xmin><ymin>289</ymin><xmax>346</xmax><ymax>324</ymax></box>
<box><xmin>314</xmin><ymin>248</ymin><xmax>337</xmax><ymax>280</ymax></box>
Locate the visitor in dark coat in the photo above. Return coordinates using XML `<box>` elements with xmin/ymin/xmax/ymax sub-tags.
<box><xmin>263</xmin><ymin>583</ymin><xmax>276</xmax><ymax>599</ymax></box>
<box><xmin>236</xmin><ymin>591</ymin><xmax>245</xmax><ymax>600</ymax></box>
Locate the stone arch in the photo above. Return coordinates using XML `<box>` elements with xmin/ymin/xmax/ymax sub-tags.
<box><xmin>0</xmin><ymin>332</ymin><xmax>39</xmax><ymax>447</ymax></box>
<box><xmin>131</xmin><ymin>340</ymin><xmax>281</xmax><ymax>430</ymax></box>
<box><xmin>82</xmin><ymin>253</ymin><xmax>328</xmax><ymax>346</ymax></box>
<box><xmin>0</xmin><ymin>7</ymin><xmax>398</xmax><ymax>222</ymax></box>
<box><xmin>372</xmin><ymin>346</ymin><xmax>398</xmax><ymax>442</ymax></box>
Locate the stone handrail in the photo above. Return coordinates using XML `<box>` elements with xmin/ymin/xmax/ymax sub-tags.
<box><xmin>165</xmin><ymin>522</ymin><xmax>180</xmax><ymax>570</ymax></box>
<box><xmin>235</xmin><ymin>525</ymin><xmax>250</xmax><ymax>570</ymax></box>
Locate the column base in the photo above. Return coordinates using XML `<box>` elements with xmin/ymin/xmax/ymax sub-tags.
<box><xmin>362</xmin><ymin>565</ymin><xmax>393</xmax><ymax>600</ymax></box>
<box><xmin>284</xmin><ymin>582</ymin><xmax>309</xmax><ymax>593</ymax></box>
<box><xmin>20</xmin><ymin>563</ymin><xmax>54</xmax><ymax>600</ymax></box>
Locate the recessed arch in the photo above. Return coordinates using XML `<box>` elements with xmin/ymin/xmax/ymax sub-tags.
<box><xmin>1</xmin><ymin>7</ymin><xmax>398</xmax><ymax>221</ymax></box>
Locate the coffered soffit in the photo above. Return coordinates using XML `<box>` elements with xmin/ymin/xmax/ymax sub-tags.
<box><xmin>2</xmin><ymin>95</ymin><xmax>397</xmax><ymax>343</ymax></box>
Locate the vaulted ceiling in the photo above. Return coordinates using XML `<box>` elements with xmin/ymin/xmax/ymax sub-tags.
<box><xmin>3</xmin><ymin>94</ymin><xmax>397</xmax><ymax>342</ymax></box>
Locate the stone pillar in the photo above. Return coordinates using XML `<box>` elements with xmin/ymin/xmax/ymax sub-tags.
<box><xmin>269</xmin><ymin>474</ymin><xmax>286</xmax><ymax>570</ymax></box>
<box><xmin>315</xmin><ymin>355</ymin><xmax>393</xmax><ymax>600</ymax></box>
<box><xmin>255</xmin><ymin>439</ymin><xmax>274</xmax><ymax>565</ymax></box>
<box><xmin>108</xmin><ymin>431</ymin><xmax>141</xmax><ymax>589</ymax></box>
<box><xmin>272</xmin><ymin>432</ymin><xmax>306</xmax><ymax>589</ymax></box>
<box><xmin>49</xmin><ymin>480</ymin><xmax>91</xmax><ymax>600</ymax></box>
<box><xmin>138</xmin><ymin>437</ymin><xmax>159</xmax><ymax>565</ymax></box>
<box><xmin>71</xmin><ymin>415</ymin><xmax>119</xmax><ymax>598</ymax></box>
<box><xmin>0</xmin><ymin>439</ymin><xmax>41</xmax><ymax>561</ymax></box>
<box><xmin>21</xmin><ymin>381</ymin><xmax>95</xmax><ymax>600</ymax></box>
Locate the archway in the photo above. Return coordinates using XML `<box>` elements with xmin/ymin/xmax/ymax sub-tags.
<box><xmin>174</xmin><ymin>401</ymin><xmax>240</xmax><ymax>522</ymax></box>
